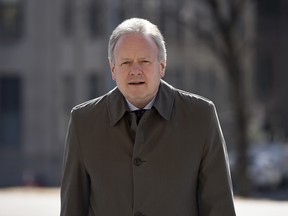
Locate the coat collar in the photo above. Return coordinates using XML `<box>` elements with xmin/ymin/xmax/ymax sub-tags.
<box><xmin>107</xmin><ymin>80</ymin><xmax>175</xmax><ymax>126</ymax></box>
<box><xmin>107</xmin><ymin>87</ymin><xmax>129</xmax><ymax>126</ymax></box>
<box><xmin>153</xmin><ymin>80</ymin><xmax>175</xmax><ymax>121</ymax></box>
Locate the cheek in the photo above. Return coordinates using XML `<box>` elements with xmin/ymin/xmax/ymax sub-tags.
<box><xmin>114</xmin><ymin>72</ymin><xmax>126</xmax><ymax>85</ymax></box>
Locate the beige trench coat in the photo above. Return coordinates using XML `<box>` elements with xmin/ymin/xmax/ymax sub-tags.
<box><xmin>60</xmin><ymin>80</ymin><xmax>236</xmax><ymax>216</ymax></box>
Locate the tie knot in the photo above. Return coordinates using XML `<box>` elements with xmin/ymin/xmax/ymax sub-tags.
<box><xmin>133</xmin><ymin>109</ymin><xmax>146</xmax><ymax>124</ymax></box>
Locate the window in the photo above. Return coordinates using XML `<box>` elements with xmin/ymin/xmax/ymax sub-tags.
<box><xmin>88</xmin><ymin>74</ymin><xmax>100</xmax><ymax>99</ymax></box>
<box><xmin>117</xmin><ymin>0</ymin><xmax>126</xmax><ymax>21</ymax></box>
<box><xmin>62</xmin><ymin>75</ymin><xmax>75</xmax><ymax>113</ymax></box>
<box><xmin>88</xmin><ymin>0</ymin><xmax>104</xmax><ymax>38</ymax></box>
<box><xmin>0</xmin><ymin>0</ymin><xmax>23</xmax><ymax>43</ymax></box>
<box><xmin>163</xmin><ymin>68</ymin><xmax>183</xmax><ymax>89</ymax></box>
<box><xmin>0</xmin><ymin>76</ymin><xmax>22</xmax><ymax>146</ymax></box>
<box><xmin>59</xmin><ymin>74</ymin><xmax>75</xmax><ymax>142</ymax></box>
<box><xmin>62</xmin><ymin>0</ymin><xmax>74</xmax><ymax>36</ymax></box>
<box><xmin>158</xmin><ymin>0</ymin><xmax>183</xmax><ymax>40</ymax></box>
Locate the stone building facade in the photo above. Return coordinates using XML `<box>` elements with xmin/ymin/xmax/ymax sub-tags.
<box><xmin>0</xmin><ymin>0</ymin><xmax>264</xmax><ymax>186</ymax></box>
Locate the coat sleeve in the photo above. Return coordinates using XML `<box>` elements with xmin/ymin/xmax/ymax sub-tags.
<box><xmin>197</xmin><ymin>103</ymin><xmax>236</xmax><ymax>216</ymax></box>
<box><xmin>60</xmin><ymin>109</ymin><xmax>90</xmax><ymax>216</ymax></box>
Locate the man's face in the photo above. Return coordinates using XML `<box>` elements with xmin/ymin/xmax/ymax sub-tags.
<box><xmin>110</xmin><ymin>33</ymin><xmax>166</xmax><ymax>108</ymax></box>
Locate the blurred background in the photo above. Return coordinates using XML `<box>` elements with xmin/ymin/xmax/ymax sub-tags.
<box><xmin>0</xmin><ymin>0</ymin><xmax>288</xmax><ymax>199</ymax></box>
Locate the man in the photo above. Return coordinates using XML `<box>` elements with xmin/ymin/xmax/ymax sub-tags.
<box><xmin>60</xmin><ymin>18</ymin><xmax>236</xmax><ymax>216</ymax></box>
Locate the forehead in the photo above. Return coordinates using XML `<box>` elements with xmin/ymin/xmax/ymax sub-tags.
<box><xmin>114</xmin><ymin>33</ymin><xmax>159</xmax><ymax>58</ymax></box>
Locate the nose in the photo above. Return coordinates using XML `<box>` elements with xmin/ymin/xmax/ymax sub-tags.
<box><xmin>130</xmin><ymin>63</ymin><xmax>142</xmax><ymax>75</ymax></box>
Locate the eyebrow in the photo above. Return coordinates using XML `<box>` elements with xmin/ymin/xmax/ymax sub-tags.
<box><xmin>118</xmin><ymin>57</ymin><xmax>131</xmax><ymax>61</ymax></box>
<box><xmin>139</xmin><ymin>57</ymin><xmax>151</xmax><ymax>60</ymax></box>
<box><xmin>118</xmin><ymin>56</ymin><xmax>151</xmax><ymax>61</ymax></box>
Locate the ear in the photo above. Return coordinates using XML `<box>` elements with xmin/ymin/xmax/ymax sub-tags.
<box><xmin>160</xmin><ymin>61</ymin><xmax>166</xmax><ymax>78</ymax></box>
<box><xmin>110</xmin><ymin>62</ymin><xmax>116</xmax><ymax>81</ymax></box>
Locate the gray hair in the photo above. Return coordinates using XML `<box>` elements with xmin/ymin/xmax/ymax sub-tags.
<box><xmin>108</xmin><ymin>18</ymin><xmax>167</xmax><ymax>64</ymax></box>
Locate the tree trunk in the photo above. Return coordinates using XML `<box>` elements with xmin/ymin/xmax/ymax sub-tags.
<box><xmin>228</xmin><ymin>60</ymin><xmax>251</xmax><ymax>196</ymax></box>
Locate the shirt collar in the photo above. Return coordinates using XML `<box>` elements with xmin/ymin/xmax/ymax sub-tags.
<box><xmin>107</xmin><ymin>79</ymin><xmax>175</xmax><ymax>126</ymax></box>
<box><xmin>126</xmin><ymin>97</ymin><xmax>156</xmax><ymax>111</ymax></box>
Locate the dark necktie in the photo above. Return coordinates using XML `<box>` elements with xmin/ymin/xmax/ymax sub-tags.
<box><xmin>133</xmin><ymin>109</ymin><xmax>146</xmax><ymax>124</ymax></box>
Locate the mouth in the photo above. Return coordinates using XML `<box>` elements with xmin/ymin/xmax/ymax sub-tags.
<box><xmin>128</xmin><ymin>81</ymin><xmax>145</xmax><ymax>86</ymax></box>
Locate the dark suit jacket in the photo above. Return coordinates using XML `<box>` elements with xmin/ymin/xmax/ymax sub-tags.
<box><xmin>60</xmin><ymin>80</ymin><xmax>236</xmax><ymax>216</ymax></box>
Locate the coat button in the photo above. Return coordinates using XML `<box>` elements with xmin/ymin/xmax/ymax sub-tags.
<box><xmin>134</xmin><ymin>212</ymin><xmax>144</xmax><ymax>216</ymax></box>
<box><xmin>134</xmin><ymin>157</ymin><xmax>143</xmax><ymax>166</ymax></box>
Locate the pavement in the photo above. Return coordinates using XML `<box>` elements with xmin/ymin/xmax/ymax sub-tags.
<box><xmin>0</xmin><ymin>187</ymin><xmax>288</xmax><ymax>216</ymax></box>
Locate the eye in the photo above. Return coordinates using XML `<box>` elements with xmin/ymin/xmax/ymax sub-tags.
<box><xmin>121</xmin><ymin>61</ymin><xmax>130</xmax><ymax>66</ymax></box>
<box><xmin>142</xmin><ymin>60</ymin><xmax>150</xmax><ymax>64</ymax></box>
<box><xmin>120</xmin><ymin>61</ymin><xmax>130</xmax><ymax>67</ymax></box>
